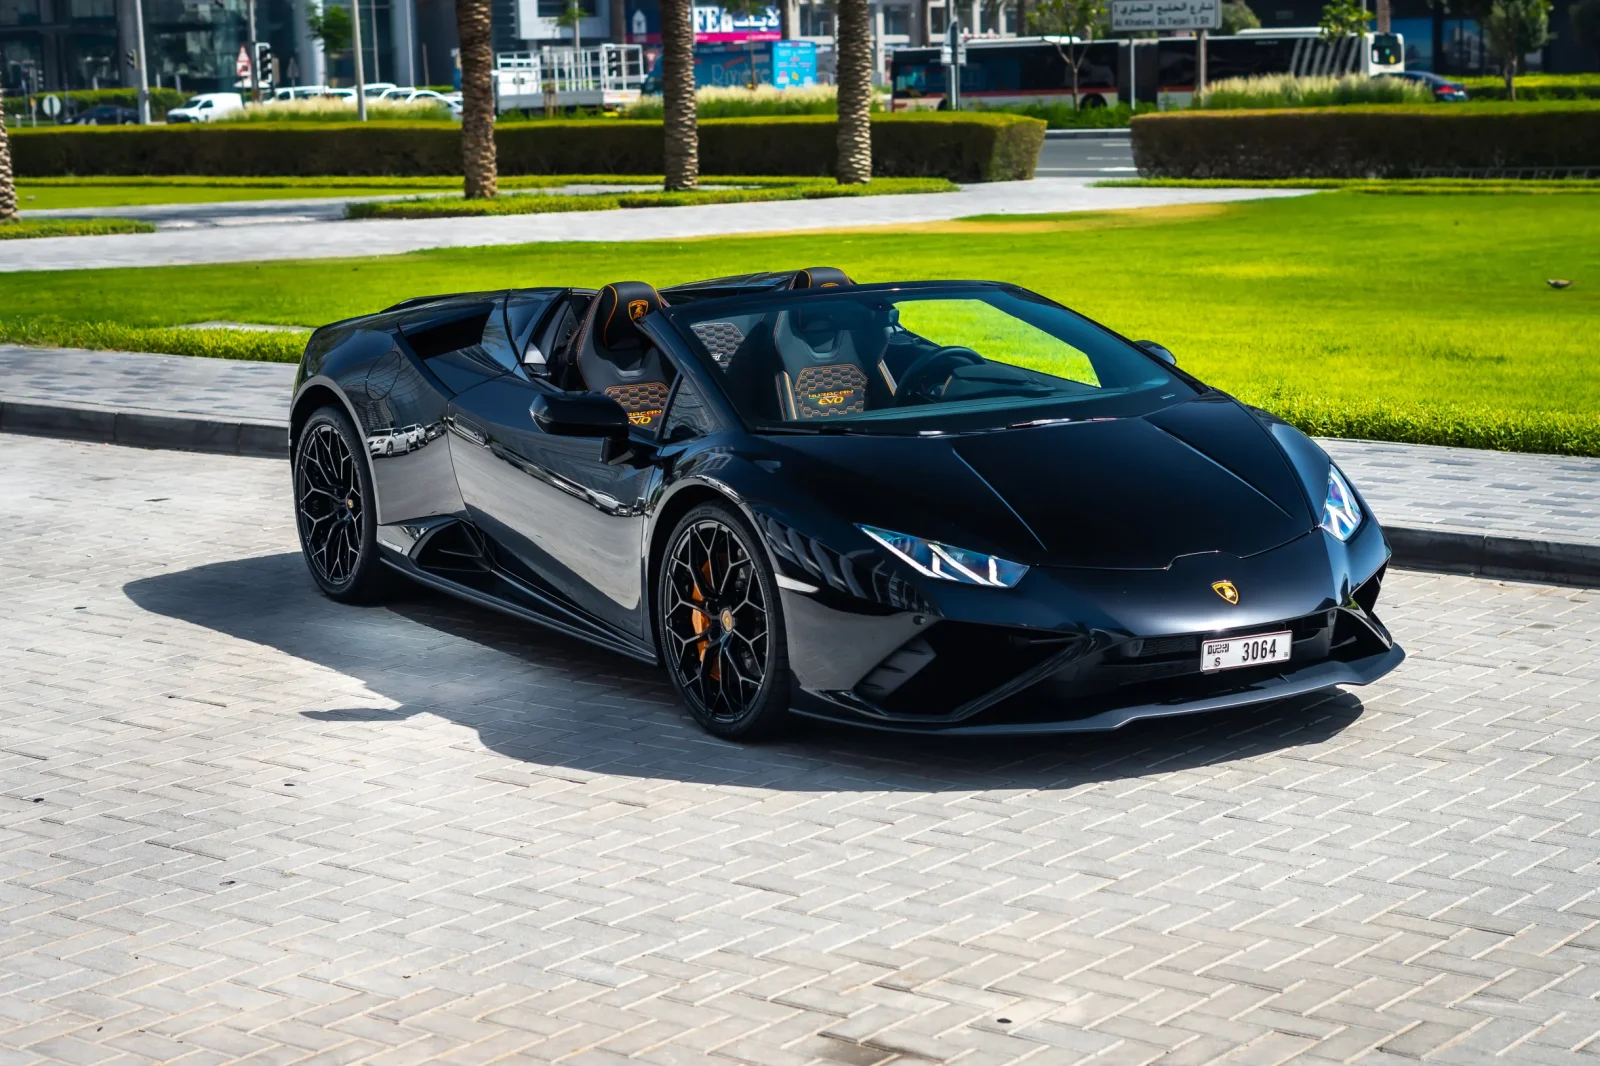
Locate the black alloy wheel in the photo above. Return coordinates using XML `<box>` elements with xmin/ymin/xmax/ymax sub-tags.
<box><xmin>658</xmin><ymin>503</ymin><xmax>791</xmax><ymax>740</ymax></box>
<box><xmin>294</xmin><ymin>407</ymin><xmax>388</xmax><ymax>603</ymax></box>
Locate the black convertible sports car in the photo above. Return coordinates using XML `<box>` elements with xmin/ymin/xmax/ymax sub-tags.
<box><xmin>290</xmin><ymin>269</ymin><xmax>1403</xmax><ymax>739</ymax></box>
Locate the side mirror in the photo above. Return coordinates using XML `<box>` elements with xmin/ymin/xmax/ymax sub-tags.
<box><xmin>1136</xmin><ymin>340</ymin><xmax>1177</xmax><ymax>366</ymax></box>
<box><xmin>529</xmin><ymin>392</ymin><xmax>630</xmax><ymax>438</ymax></box>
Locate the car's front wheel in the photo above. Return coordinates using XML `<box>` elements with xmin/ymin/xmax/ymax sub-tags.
<box><xmin>293</xmin><ymin>406</ymin><xmax>389</xmax><ymax>603</ymax></box>
<box><xmin>657</xmin><ymin>503</ymin><xmax>791</xmax><ymax>740</ymax></box>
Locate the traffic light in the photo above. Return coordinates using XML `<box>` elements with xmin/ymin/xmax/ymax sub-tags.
<box><xmin>255</xmin><ymin>41</ymin><xmax>274</xmax><ymax>85</ymax></box>
<box><xmin>605</xmin><ymin>47</ymin><xmax>623</xmax><ymax>77</ymax></box>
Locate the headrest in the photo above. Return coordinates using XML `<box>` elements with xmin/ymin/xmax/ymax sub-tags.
<box><xmin>594</xmin><ymin>282</ymin><xmax>662</xmax><ymax>349</ymax></box>
<box><xmin>788</xmin><ymin>267</ymin><xmax>854</xmax><ymax>290</ymax></box>
<box><xmin>789</xmin><ymin>302</ymin><xmax>874</xmax><ymax>339</ymax></box>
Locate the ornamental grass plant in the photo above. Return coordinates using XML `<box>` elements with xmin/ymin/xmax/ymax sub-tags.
<box><xmin>622</xmin><ymin>85</ymin><xmax>886</xmax><ymax>119</ymax></box>
<box><xmin>1196</xmin><ymin>73</ymin><xmax>1432</xmax><ymax>109</ymax></box>
<box><xmin>216</xmin><ymin>98</ymin><xmax>459</xmax><ymax>123</ymax></box>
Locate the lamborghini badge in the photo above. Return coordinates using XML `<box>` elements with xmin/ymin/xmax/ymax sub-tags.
<box><xmin>1212</xmin><ymin>580</ymin><xmax>1240</xmax><ymax>605</ymax></box>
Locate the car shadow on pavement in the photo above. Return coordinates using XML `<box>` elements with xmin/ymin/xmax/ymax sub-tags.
<box><xmin>124</xmin><ymin>552</ymin><xmax>1367</xmax><ymax>793</ymax></box>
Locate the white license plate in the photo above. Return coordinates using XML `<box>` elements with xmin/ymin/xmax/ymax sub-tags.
<box><xmin>1201</xmin><ymin>631</ymin><xmax>1292</xmax><ymax>673</ymax></box>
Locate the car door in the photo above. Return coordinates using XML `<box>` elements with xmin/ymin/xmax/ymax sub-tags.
<box><xmin>446</xmin><ymin>298</ymin><xmax>663</xmax><ymax>638</ymax></box>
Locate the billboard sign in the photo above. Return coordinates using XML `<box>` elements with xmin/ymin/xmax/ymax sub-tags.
<box><xmin>1109</xmin><ymin>0</ymin><xmax>1221</xmax><ymax>31</ymax></box>
<box><xmin>692</xmin><ymin>4</ymin><xmax>780</xmax><ymax>41</ymax></box>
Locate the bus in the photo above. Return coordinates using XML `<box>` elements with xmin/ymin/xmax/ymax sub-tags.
<box><xmin>889</xmin><ymin>30</ymin><xmax>1404</xmax><ymax>110</ymax></box>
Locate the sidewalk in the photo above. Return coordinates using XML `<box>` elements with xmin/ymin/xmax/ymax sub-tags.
<box><xmin>4</xmin><ymin>343</ymin><xmax>1596</xmax><ymax>585</ymax></box>
<box><xmin>0</xmin><ymin>180</ymin><xmax>1308</xmax><ymax>273</ymax></box>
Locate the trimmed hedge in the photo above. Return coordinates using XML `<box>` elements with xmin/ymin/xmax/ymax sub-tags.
<box><xmin>1130</xmin><ymin>102</ymin><xmax>1600</xmax><ymax>178</ymax></box>
<box><xmin>2</xmin><ymin>87</ymin><xmax>188</xmax><ymax>121</ymax></box>
<box><xmin>10</xmin><ymin>112</ymin><xmax>1044</xmax><ymax>183</ymax></box>
<box><xmin>1459</xmin><ymin>74</ymin><xmax>1600</xmax><ymax>101</ymax></box>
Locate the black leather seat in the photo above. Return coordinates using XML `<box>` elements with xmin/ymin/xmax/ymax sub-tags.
<box><xmin>771</xmin><ymin>303</ymin><xmax>888</xmax><ymax>421</ymax></box>
<box><xmin>787</xmin><ymin>267</ymin><xmax>854</xmax><ymax>290</ymax></box>
<box><xmin>571</xmin><ymin>281</ymin><xmax>672</xmax><ymax>429</ymax></box>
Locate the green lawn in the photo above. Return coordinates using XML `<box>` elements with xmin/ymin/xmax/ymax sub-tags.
<box><xmin>2</xmin><ymin>190</ymin><xmax>1596</xmax><ymax>452</ymax></box>
<box><xmin>12</xmin><ymin>174</ymin><xmax>826</xmax><ymax>211</ymax></box>
<box><xmin>0</xmin><ymin>217</ymin><xmax>155</xmax><ymax>239</ymax></box>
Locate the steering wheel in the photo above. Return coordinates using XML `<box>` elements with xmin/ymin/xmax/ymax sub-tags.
<box><xmin>895</xmin><ymin>346</ymin><xmax>984</xmax><ymax>404</ymax></box>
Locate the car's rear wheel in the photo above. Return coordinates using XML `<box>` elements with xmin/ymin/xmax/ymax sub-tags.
<box><xmin>293</xmin><ymin>406</ymin><xmax>389</xmax><ymax>603</ymax></box>
<box><xmin>657</xmin><ymin>503</ymin><xmax>791</xmax><ymax>740</ymax></box>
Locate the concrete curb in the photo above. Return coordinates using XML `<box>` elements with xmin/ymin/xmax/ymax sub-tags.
<box><xmin>4</xmin><ymin>401</ymin><xmax>1597</xmax><ymax>588</ymax></box>
<box><xmin>0</xmin><ymin>399</ymin><xmax>286</xmax><ymax>459</ymax></box>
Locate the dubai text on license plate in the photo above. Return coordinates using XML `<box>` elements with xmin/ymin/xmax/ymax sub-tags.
<box><xmin>1201</xmin><ymin>630</ymin><xmax>1292</xmax><ymax>673</ymax></box>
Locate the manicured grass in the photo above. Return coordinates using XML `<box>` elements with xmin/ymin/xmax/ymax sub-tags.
<box><xmin>0</xmin><ymin>217</ymin><xmax>155</xmax><ymax>239</ymax></box>
<box><xmin>346</xmin><ymin>178</ymin><xmax>959</xmax><ymax>219</ymax></box>
<box><xmin>1</xmin><ymin>191</ymin><xmax>1595</xmax><ymax>453</ymax></box>
<box><xmin>14</xmin><ymin>174</ymin><xmax>854</xmax><ymax>211</ymax></box>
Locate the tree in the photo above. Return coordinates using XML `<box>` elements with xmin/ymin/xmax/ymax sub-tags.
<box><xmin>1029</xmin><ymin>0</ymin><xmax>1108</xmax><ymax>109</ymax></box>
<box><xmin>661</xmin><ymin>0</ymin><xmax>698</xmax><ymax>190</ymax></box>
<box><xmin>456</xmin><ymin>0</ymin><xmax>497</xmax><ymax>198</ymax></box>
<box><xmin>0</xmin><ymin>108</ymin><xmax>16</xmax><ymax>224</ymax></box>
<box><xmin>1484</xmin><ymin>0</ymin><xmax>1552</xmax><ymax>98</ymax></box>
<box><xmin>1573</xmin><ymin>0</ymin><xmax>1600</xmax><ymax>65</ymax></box>
<box><xmin>306</xmin><ymin>1</ymin><xmax>353</xmax><ymax>55</ymax></box>
<box><xmin>835</xmin><ymin>0</ymin><xmax>872</xmax><ymax>182</ymax></box>
<box><xmin>556</xmin><ymin>0</ymin><xmax>585</xmax><ymax>50</ymax></box>
<box><xmin>1221</xmin><ymin>0</ymin><xmax>1261</xmax><ymax>34</ymax></box>
<box><xmin>1319</xmin><ymin>0</ymin><xmax>1369</xmax><ymax>39</ymax></box>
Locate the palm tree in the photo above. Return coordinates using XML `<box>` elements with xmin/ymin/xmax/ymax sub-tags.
<box><xmin>456</xmin><ymin>0</ymin><xmax>498</xmax><ymax>198</ymax></box>
<box><xmin>0</xmin><ymin>108</ymin><xmax>16</xmax><ymax>223</ymax></box>
<box><xmin>834</xmin><ymin>0</ymin><xmax>872</xmax><ymax>183</ymax></box>
<box><xmin>661</xmin><ymin>0</ymin><xmax>698</xmax><ymax>190</ymax></box>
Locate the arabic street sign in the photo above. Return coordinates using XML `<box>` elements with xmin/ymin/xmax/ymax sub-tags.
<box><xmin>1110</xmin><ymin>0</ymin><xmax>1221</xmax><ymax>31</ymax></box>
<box><xmin>41</xmin><ymin>93</ymin><xmax>61</xmax><ymax>117</ymax></box>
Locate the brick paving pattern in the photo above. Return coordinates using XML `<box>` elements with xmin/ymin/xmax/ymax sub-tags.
<box><xmin>2</xmin><ymin>433</ymin><xmax>1599</xmax><ymax>1066</ymax></box>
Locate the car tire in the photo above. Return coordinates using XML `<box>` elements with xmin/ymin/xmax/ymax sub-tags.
<box><xmin>656</xmin><ymin>501</ymin><xmax>792</xmax><ymax>741</ymax></box>
<box><xmin>293</xmin><ymin>406</ymin><xmax>391</xmax><ymax>604</ymax></box>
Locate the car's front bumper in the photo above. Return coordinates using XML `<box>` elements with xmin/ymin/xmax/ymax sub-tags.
<box><xmin>769</xmin><ymin>518</ymin><xmax>1402</xmax><ymax>735</ymax></box>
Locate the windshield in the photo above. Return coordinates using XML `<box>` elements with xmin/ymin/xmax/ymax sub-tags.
<box><xmin>669</xmin><ymin>285</ymin><xmax>1197</xmax><ymax>435</ymax></box>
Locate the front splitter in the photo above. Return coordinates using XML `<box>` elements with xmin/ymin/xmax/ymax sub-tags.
<box><xmin>789</xmin><ymin>644</ymin><xmax>1405</xmax><ymax>736</ymax></box>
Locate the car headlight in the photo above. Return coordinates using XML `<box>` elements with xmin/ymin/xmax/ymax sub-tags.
<box><xmin>1320</xmin><ymin>466</ymin><xmax>1363</xmax><ymax>541</ymax></box>
<box><xmin>858</xmin><ymin>525</ymin><xmax>1029</xmax><ymax>588</ymax></box>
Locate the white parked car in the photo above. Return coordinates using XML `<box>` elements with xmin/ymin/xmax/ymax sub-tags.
<box><xmin>269</xmin><ymin>85</ymin><xmax>330</xmax><ymax>102</ymax></box>
<box><xmin>389</xmin><ymin>88</ymin><xmax>462</xmax><ymax>116</ymax></box>
<box><xmin>166</xmin><ymin>92</ymin><xmax>244</xmax><ymax>122</ymax></box>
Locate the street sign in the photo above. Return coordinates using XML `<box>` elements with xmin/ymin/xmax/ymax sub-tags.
<box><xmin>41</xmin><ymin>93</ymin><xmax>61</xmax><ymax>117</ymax></box>
<box><xmin>1110</xmin><ymin>0</ymin><xmax>1221</xmax><ymax>31</ymax></box>
<box><xmin>236</xmin><ymin>45</ymin><xmax>252</xmax><ymax>79</ymax></box>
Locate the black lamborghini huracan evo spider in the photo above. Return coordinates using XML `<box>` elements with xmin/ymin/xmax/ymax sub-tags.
<box><xmin>289</xmin><ymin>268</ymin><xmax>1403</xmax><ymax>739</ymax></box>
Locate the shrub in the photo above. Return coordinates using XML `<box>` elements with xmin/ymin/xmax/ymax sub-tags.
<box><xmin>1131</xmin><ymin>101</ymin><xmax>1600</xmax><ymax>178</ymax></box>
<box><xmin>9</xmin><ymin>113</ymin><xmax>1045</xmax><ymax>182</ymax></box>
<box><xmin>622</xmin><ymin>85</ymin><xmax>883</xmax><ymax>118</ymax></box>
<box><xmin>1</xmin><ymin>87</ymin><xmax>188</xmax><ymax>121</ymax></box>
<box><xmin>1458</xmin><ymin>73</ymin><xmax>1600</xmax><ymax>100</ymax></box>
<box><xmin>0</xmin><ymin>218</ymin><xmax>155</xmax><ymax>239</ymax></box>
<box><xmin>216</xmin><ymin>98</ymin><xmax>458</xmax><ymax>123</ymax></box>
<box><xmin>1196</xmin><ymin>74</ymin><xmax>1432</xmax><ymax>109</ymax></box>
<box><xmin>0</xmin><ymin>317</ymin><xmax>307</xmax><ymax>362</ymax></box>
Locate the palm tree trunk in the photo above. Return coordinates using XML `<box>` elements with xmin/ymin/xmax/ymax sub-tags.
<box><xmin>0</xmin><ymin>109</ymin><xmax>17</xmax><ymax>223</ymax></box>
<box><xmin>835</xmin><ymin>0</ymin><xmax>872</xmax><ymax>184</ymax></box>
<box><xmin>662</xmin><ymin>0</ymin><xmax>698</xmax><ymax>190</ymax></box>
<box><xmin>456</xmin><ymin>0</ymin><xmax>498</xmax><ymax>199</ymax></box>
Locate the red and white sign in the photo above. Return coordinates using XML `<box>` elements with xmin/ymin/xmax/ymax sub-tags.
<box><xmin>236</xmin><ymin>45</ymin><xmax>252</xmax><ymax>79</ymax></box>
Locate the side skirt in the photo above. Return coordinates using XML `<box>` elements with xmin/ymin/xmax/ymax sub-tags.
<box><xmin>377</xmin><ymin>522</ymin><xmax>658</xmax><ymax>665</ymax></box>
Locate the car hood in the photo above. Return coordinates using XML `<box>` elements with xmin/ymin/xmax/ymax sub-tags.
<box><xmin>761</xmin><ymin>395</ymin><xmax>1317</xmax><ymax>570</ymax></box>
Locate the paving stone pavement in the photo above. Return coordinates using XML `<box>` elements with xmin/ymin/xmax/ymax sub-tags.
<box><xmin>0</xmin><ymin>181</ymin><xmax>1310</xmax><ymax>273</ymax></box>
<box><xmin>2</xmin><ymin>433</ymin><xmax>1599</xmax><ymax>1066</ymax></box>
<box><xmin>4</xmin><ymin>344</ymin><xmax>1597</xmax><ymax>553</ymax></box>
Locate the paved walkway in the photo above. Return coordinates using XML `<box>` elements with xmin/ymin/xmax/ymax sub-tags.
<box><xmin>18</xmin><ymin>183</ymin><xmax>666</xmax><ymax>229</ymax></box>
<box><xmin>3</xmin><ymin>344</ymin><xmax>1596</xmax><ymax>585</ymax></box>
<box><xmin>4</xmin><ymin>432</ymin><xmax>1599</xmax><ymax>1066</ymax></box>
<box><xmin>0</xmin><ymin>180</ymin><xmax>1309</xmax><ymax>273</ymax></box>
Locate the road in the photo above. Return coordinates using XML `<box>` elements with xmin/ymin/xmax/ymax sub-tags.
<box><xmin>2</xmin><ymin>432</ymin><xmax>1598</xmax><ymax>1066</ymax></box>
<box><xmin>1035</xmin><ymin>132</ymin><xmax>1138</xmax><ymax>179</ymax></box>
